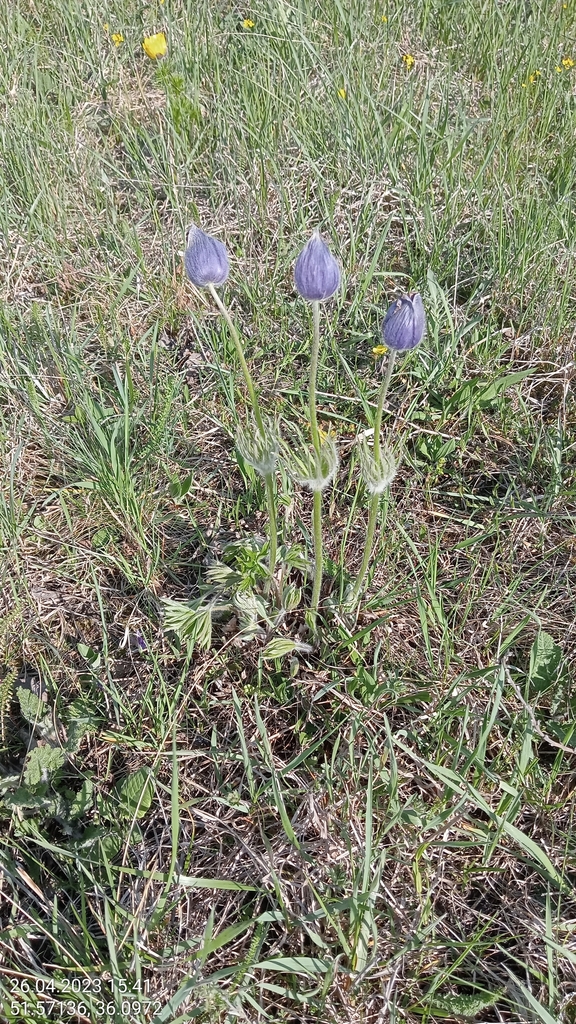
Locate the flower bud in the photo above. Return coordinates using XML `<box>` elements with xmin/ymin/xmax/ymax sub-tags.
<box><xmin>185</xmin><ymin>225</ymin><xmax>229</xmax><ymax>288</ymax></box>
<box><xmin>235</xmin><ymin>418</ymin><xmax>279</xmax><ymax>478</ymax></box>
<box><xmin>359</xmin><ymin>441</ymin><xmax>397</xmax><ymax>495</ymax></box>
<box><xmin>283</xmin><ymin>434</ymin><xmax>340</xmax><ymax>492</ymax></box>
<box><xmin>294</xmin><ymin>230</ymin><xmax>340</xmax><ymax>302</ymax></box>
<box><xmin>381</xmin><ymin>292</ymin><xmax>425</xmax><ymax>351</ymax></box>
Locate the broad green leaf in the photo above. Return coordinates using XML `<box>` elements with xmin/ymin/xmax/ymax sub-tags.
<box><xmin>77</xmin><ymin>643</ymin><xmax>101</xmax><ymax>668</ymax></box>
<box><xmin>17</xmin><ymin>687</ymin><xmax>47</xmax><ymax>725</ymax></box>
<box><xmin>281</xmin><ymin>583</ymin><xmax>301</xmax><ymax>612</ymax></box>
<box><xmin>529</xmin><ymin>631</ymin><xmax>563</xmax><ymax>693</ymax></box>
<box><xmin>476</xmin><ymin>369</ymin><xmax>535</xmax><ymax>408</ymax></box>
<box><xmin>261</xmin><ymin>638</ymin><xmax>298</xmax><ymax>659</ymax></box>
<box><xmin>115</xmin><ymin>767</ymin><xmax>153</xmax><ymax>819</ymax></box>
<box><xmin>23</xmin><ymin>746</ymin><xmax>66</xmax><ymax>786</ymax></box>
<box><xmin>68</xmin><ymin>779</ymin><xmax>94</xmax><ymax>820</ymax></box>
<box><xmin>427</xmin><ymin>989</ymin><xmax>504</xmax><ymax>1018</ymax></box>
<box><xmin>91</xmin><ymin>526</ymin><xmax>113</xmax><ymax>549</ymax></box>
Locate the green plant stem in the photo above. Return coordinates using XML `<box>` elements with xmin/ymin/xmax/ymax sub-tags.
<box><xmin>350</xmin><ymin>348</ymin><xmax>397</xmax><ymax>607</ymax></box>
<box><xmin>209</xmin><ymin>284</ymin><xmax>277</xmax><ymax>596</ymax></box>
<box><xmin>264</xmin><ymin>472</ymin><xmax>277</xmax><ymax>598</ymax></box>
<box><xmin>308</xmin><ymin>302</ymin><xmax>324</xmax><ymax>626</ymax></box>
<box><xmin>372</xmin><ymin>348</ymin><xmax>396</xmax><ymax>463</ymax></box>
<box><xmin>209</xmin><ymin>284</ymin><xmax>265</xmax><ymax>435</ymax></box>
<box><xmin>310</xmin><ymin>490</ymin><xmax>323</xmax><ymax>621</ymax></box>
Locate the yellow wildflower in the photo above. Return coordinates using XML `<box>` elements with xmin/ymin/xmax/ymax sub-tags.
<box><xmin>556</xmin><ymin>65</ymin><xmax>563</xmax><ymax>72</ymax></box>
<box><xmin>373</xmin><ymin>345</ymin><xmax>388</xmax><ymax>357</ymax></box>
<box><xmin>528</xmin><ymin>70</ymin><xmax>541</xmax><ymax>83</ymax></box>
<box><xmin>402</xmin><ymin>54</ymin><xmax>415</xmax><ymax>69</ymax></box>
<box><xmin>111</xmin><ymin>32</ymin><xmax>123</xmax><ymax>46</ymax></box>
<box><xmin>562</xmin><ymin>56</ymin><xmax>575</xmax><ymax>68</ymax></box>
<box><xmin>103</xmin><ymin>23</ymin><xmax>109</xmax><ymax>31</ymax></box>
<box><xmin>382</xmin><ymin>14</ymin><xmax>388</xmax><ymax>21</ymax></box>
<box><xmin>142</xmin><ymin>32</ymin><xmax>167</xmax><ymax>58</ymax></box>
<box><xmin>338</xmin><ymin>87</ymin><xmax>346</xmax><ymax>98</ymax></box>
<box><xmin>243</xmin><ymin>18</ymin><xmax>255</xmax><ymax>28</ymax></box>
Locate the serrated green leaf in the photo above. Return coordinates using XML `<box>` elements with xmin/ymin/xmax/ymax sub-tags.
<box><xmin>3</xmin><ymin>786</ymin><xmax>54</xmax><ymax>810</ymax></box>
<box><xmin>429</xmin><ymin>989</ymin><xmax>504</xmax><ymax>1018</ymax></box>
<box><xmin>115</xmin><ymin>767</ymin><xmax>153</xmax><ymax>819</ymax></box>
<box><xmin>17</xmin><ymin>687</ymin><xmax>47</xmax><ymax>725</ymax></box>
<box><xmin>64</xmin><ymin>696</ymin><xmax>103</xmax><ymax>752</ymax></box>
<box><xmin>23</xmin><ymin>746</ymin><xmax>66</xmax><ymax>786</ymax></box>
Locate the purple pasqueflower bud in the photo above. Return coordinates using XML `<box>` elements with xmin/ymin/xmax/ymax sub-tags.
<box><xmin>381</xmin><ymin>292</ymin><xmax>425</xmax><ymax>351</ymax></box>
<box><xmin>294</xmin><ymin>230</ymin><xmax>340</xmax><ymax>302</ymax></box>
<box><xmin>184</xmin><ymin>225</ymin><xmax>229</xmax><ymax>288</ymax></box>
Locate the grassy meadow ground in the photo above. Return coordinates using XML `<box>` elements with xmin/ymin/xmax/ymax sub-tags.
<box><xmin>1</xmin><ymin>0</ymin><xmax>576</xmax><ymax>1021</ymax></box>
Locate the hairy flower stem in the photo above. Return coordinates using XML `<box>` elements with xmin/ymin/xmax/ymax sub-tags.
<box><xmin>209</xmin><ymin>285</ymin><xmax>277</xmax><ymax>596</ymax></box>
<box><xmin>263</xmin><ymin>473</ymin><xmax>278</xmax><ymax>598</ymax></box>
<box><xmin>350</xmin><ymin>348</ymin><xmax>397</xmax><ymax>607</ymax></box>
<box><xmin>309</xmin><ymin>301</ymin><xmax>323</xmax><ymax>625</ymax></box>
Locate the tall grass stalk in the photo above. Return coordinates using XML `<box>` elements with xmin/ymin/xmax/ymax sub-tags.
<box><xmin>349</xmin><ymin>348</ymin><xmax>397</xmax><ymax>607</ymax></box>
<box><xmin>208</xmin><ymin>284</ymin><xmax>278</xmax><ymax>596</ymax></box>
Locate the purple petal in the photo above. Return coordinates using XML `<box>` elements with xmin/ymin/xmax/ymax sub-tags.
<box><xmin>185</xmin><ymin>226</ymin><xmax>229</xmax><ymax>288</ymax></box>
<box><xmin>294</xmin><ymin>231</ymin><xmax>340</xmax><ymax>302</ymax></box>
<box><xmin>381</xmin><ymin>292</ymin><xmax>425</xmax><ymax>351</ymax></box>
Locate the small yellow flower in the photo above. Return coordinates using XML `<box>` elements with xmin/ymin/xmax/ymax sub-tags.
<box><xmin>243</xmin><ymin>18</ymin><xmax>255</xmax><ymax>28</ymax></box>
<box><xmin>103</xmin><ymin>22</ymin><xmax>109</xmax><ymax>31</ymax></box>
<box><xmin>556</xmin><ymin>65</ymin><xmax>563</xmax><ymax>72</ymax></box>
<box><xmin>528</xmin><ymin>70</ymin><xmax>541</xmax><ymax>83</ymax></box>
<box><xmin>338</xmin><ymin>87</ymin><xmax>346</xmax><ymax>99</ymax></box>
<box><xmin>402</xmin><ymin>53</ymin><xmax>415</xmax><ymax>70</ymax></box>
<box><xmin>373</xmin><ymin>345</ymin><xmax>388</xmax><ymax>357</ymax></box>
<box><xmin>111</xmin><ymin>32</ymin><xmax>124</xmax><ymax>46</ymax></box>
<box><xmin>562</xmin><ymin>56</ymin><xmax>575</xmax><ymax>68</ymax></box>
<box><xmin>382</xmin><ymin>14</ymin><xmax>388</xmax><ymax>21</ymax></box>
<box><xmin>142</xmin><ymin>32</ymin><xmax>167</xmax><ymax>58</ymax></box>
